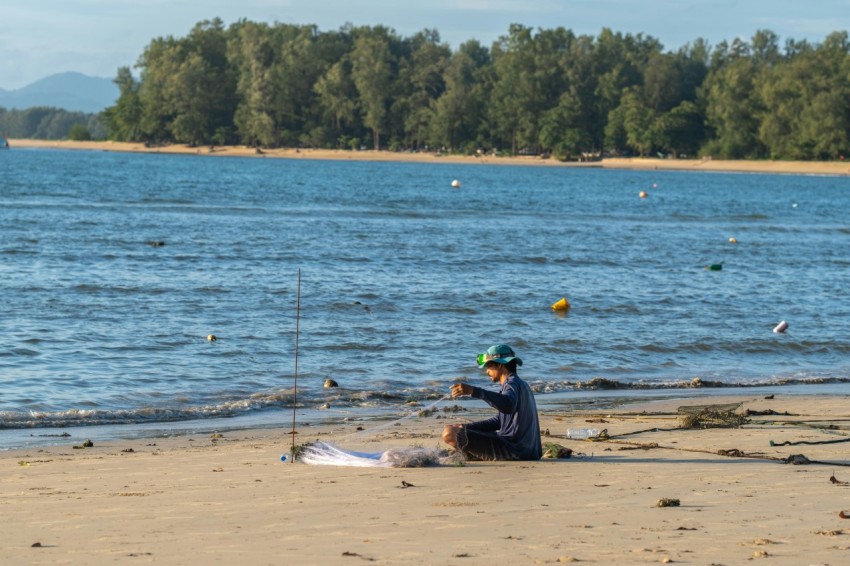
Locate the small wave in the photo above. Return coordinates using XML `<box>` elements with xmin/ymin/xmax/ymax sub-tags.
<box><xmin>2</xmin><ymin>348</ymin><xmax>40</xmax><ymax>357</ymax></box>
<box><xmin>729</xmin><ymin>214</ymin><xmax>770</xmax><ymax>221</ymax></box>
<box><xmin>2</xmin><ymin>375</ymin><xmax>848</xmax><ymax>430</ymax></box>
<box><xmin>425</xmin><ymin>305</ymin><xmax>478</xmax><ymax>315</ymax></box>
<box><xmin>566</xmin><ymin>375</ymin><xmax>850</xmax><ymax>391</ymax></box>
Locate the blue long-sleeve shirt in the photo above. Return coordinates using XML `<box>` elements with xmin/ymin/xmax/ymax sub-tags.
<box><xmin>465</xmin><ymin>372</ymin><xmax>542</xmax><ymax>460</ymax></box>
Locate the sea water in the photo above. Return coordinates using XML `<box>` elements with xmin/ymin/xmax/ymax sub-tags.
<box><xmin>1</xmin><ymin>148</ymin><xmax>849</xmax><ymax>448</ymax></box>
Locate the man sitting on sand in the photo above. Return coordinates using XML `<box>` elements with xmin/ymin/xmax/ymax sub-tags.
<box><xmin>442</xmin><ymin>344</ymin><xmax>542</xmax><ymax>461</ymax></box>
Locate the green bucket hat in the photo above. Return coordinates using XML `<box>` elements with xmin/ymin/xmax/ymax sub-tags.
<box><xmin>477</xmin><ymin>344</ymin><xmax>523</xmax><ymax>368</ymax></box>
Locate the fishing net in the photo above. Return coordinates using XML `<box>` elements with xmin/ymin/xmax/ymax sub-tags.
<box><xmin>294</xmin><ymin>441</ymin><xmax>462</xmax><ymax>467</ymax></box>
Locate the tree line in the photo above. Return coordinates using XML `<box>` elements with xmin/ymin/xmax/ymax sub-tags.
<box><xmin>99</xmin><ymin>19</ymin><xmax>850</xmax><ymax>160</ymax></box>
<box><xmin>0</xmin><ymin>107</ymin><xmax>105</xmax><ymax>140</ymax></box>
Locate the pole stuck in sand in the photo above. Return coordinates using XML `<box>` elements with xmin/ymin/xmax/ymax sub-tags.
<box><xmin>289</xmin><ymin>269</ymin><xmax>302</xmax><ymax>462</ymax></box>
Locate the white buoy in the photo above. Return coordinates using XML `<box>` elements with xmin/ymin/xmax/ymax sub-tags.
<box><xmin>206</xmin><ymin>334</ymin><xmax>217</xmax><ymax>342</ymax></box>
<box><xmin>728</xmin><ymin>237</ymin><xmax>738</xmax><ymax>244</ymax></box>
<box><xmin>773</xmin><ymin>320</ymin><xmax>788</xmax><ymax>334</ymax></box>
<box><xmin>639</xmin><ymin>191</ymin><xmax>648</xmax><ymax>198</ymax></box>
<box><xmin>451</xmin><ymin>179</ymin><xmax>461</xmax><ymax>188</ymax></box>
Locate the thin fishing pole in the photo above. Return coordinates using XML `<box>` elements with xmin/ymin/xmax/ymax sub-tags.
<box><xmin>290</xmin><ymin>268</ymin><xmax>301</xmax><ymax>461</ymax></box>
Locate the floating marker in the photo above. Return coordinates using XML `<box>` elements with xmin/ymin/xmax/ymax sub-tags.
<box><xmin>551</xmin><ymin>297</ymin><xmax>570</xmax><ymax>311</ymax></box>
<box><xmin>323</xmin><ymin>378</ymin><xmax>339</xmax><ymax>388</ymax></box>
<box><xmin>728</xmin><ymin>237</ymin><xmax>738</xmax><ymax>244</ymax></box>
<box><xmin>706</xmin><ymin>264</ymin><xmax>723</xmax><ymax>271</ymax></box>
<box><xmin>773</xmin><ymin>320</ymin><xmax>788</xmax><ymax>334</ymax></box>
<box><xmin>639</xmin><ymin>191</ymin><xmax>648</xmax><ymax>198</ymax></box>
<box><xmin>206</xmin><ymin>334</ymin><xmax>217</xmax><ymax>341</ymax></box>
<box><xmin>451</xmin><ymin>179</ymin><xmax>461</xmax><ymax>188</ymax></box>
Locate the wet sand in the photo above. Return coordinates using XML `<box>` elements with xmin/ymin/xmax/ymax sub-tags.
<box><xmin>3</xmin><ymin>394</ymin><xmax>850</xmax><ymax>564</ymax></box>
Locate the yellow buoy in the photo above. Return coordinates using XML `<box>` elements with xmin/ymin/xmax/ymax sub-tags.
<box><xmin>551</xmin><ymin>297</ymin><xmax>570</xmax><ymax>311</ymax></box>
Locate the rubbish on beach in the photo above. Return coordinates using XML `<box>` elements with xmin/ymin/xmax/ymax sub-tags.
<box><xmin>542</xmin><ymin>442</ymin><xmax>573</xmax><ymax>459</ymax></box>
<box><xmin>678</xmin><ymin>403</ymin><xmax>746</xmax><ymax>429</ymax></box>
<box><xmin>773</xmin><ymin>320</ymin><xmax>788</xmax><ymax>333</ymax></box>
<box><xmin>770</xmin><ymin>436</ymin><xmax>850</xmax><ymax>447</ymax></box>
<box><xmin>656</xmin><ymin>498</ymin><xmax>680</xmax><ymax>507</ymax></box>
<box><xmin>618</xmin><ymin>442</ymin><xmax>660</xmax><ymax>451</ymax></box>
<box><xmin>567</xmin><ymin>428</ymin><xmax>599</xmax><ymax>440</ymax></box>
<box><xmin>745</xmin><ymin>408</ymin><xmax>792</xmax><ymax>416</ymax></box>
<box><xmin>716</xmin><ymin>448</ymin><xmax>747</xmax><ymax>457</ymax></box>
<box><xmin>783</xmin><ymin>454</ymin><xmax>811</xmax><ymax>465</ymax></box>
<box><xmin>551</xmin><ymin>297</ymin><xmax>570</xmax><ymax>311</ymax></box>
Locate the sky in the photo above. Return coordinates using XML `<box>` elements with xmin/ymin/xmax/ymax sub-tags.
<box><xmin>1</xmin><ymin>0</ymin><xmax>848</xmax><ymax>90</ymax></box>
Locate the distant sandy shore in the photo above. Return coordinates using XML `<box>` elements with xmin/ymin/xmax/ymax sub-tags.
<box><xmin>4</xmin><ymin>394</ymin><xmax>850</xmax><ymax>564</ymax></box>
<box><xmin>10</xmin><ymin>138</ymin><xmax>850</xmax><ymax>176</ymax></box>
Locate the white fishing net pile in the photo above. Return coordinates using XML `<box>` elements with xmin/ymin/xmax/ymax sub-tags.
<box><xmin>296</xmin><ymin>441</ymin><xmax>461</xmax><ymax>467</ymax></box>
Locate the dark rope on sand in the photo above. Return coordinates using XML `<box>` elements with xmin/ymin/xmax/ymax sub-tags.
<box><xmin>770</xmin><ymin>436</ymin><xmax>850</xmax><ymax>447</ymax></box>
<box><xmin>578</xmin><ymin>428</ymin><xmax>850</xmax><ymax>467</ymax></box>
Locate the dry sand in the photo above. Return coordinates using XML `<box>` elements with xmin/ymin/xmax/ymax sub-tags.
<box><xmin>9</xmin><ymin>138</ymin><xmax>850</xmax><ymax>176</ymax></box>
<box><xmin>3</xmin><ymin>394</ymin><xmax>850</xmax><ymax>565</ymax></box>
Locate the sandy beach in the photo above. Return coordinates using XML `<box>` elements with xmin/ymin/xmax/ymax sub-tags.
<box><xmin>3</xmin><ymin>394</ymin><xmax>850</xmax><ymax>565</ymax></box>
<box><xmin>9</xmin><ymin>138</ymin><xmax>850</xmax><ymax>176</ymax></box>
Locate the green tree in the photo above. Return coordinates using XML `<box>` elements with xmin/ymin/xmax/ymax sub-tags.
<box><xmin>701</xmin><ymin>49</ymin><xmax>764</xmax><ymax>158</ymax></box>
<box><xmin>314</xmin><ymin>58</ymin><xmax>358</xmax><ymax>141</ymax></box>
<box><xmin>429</xmin><ymin>41</ymin><xmax>489</xmax><ymax>151</ymax></box>
<box><xmin>757</xmin><ymin>31</ymin><xmax>850</xmax><ymax>159</ymax></box>
<box><xmin>229</xmin><ymin>21</ymin><xmax>278</xmax><ymax>146</ymax></box>
<box><xmin>350</xmin><ymin>27</ymin><xmax>396</xmax><ymax>149</ymax></box>
<box><xmin>102</xmin><ymin>67</ymin><xmax>142</xmax><ymax>141</ymax></box>
<box><xmin>271</xmin><ymin>25</ymin><xmax>328</xmax><ymax>146</ymax></box>
<box><xmin>396</xmin><ymin>29</ymin><xmax>451</xmax><ymax>150</ymax></box>
<box><xmin>67</xmin><ymin>123</ymin><xmax>92</xmax><ymax>141</ymax></box>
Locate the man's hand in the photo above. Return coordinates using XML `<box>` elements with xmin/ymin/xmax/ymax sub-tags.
<box><xmin>450</xmin><ymin>383</ymin><xmax>473</xmax><ymax>398</ymax></box>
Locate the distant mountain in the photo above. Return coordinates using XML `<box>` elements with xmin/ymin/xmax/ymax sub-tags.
<box><xmin>0</xmin><ymin>72</ymin><xmax>119</xmax><ymax>114</ymax></box>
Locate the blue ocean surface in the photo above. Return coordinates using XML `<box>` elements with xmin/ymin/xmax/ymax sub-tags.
<box><xmin>1</xmin><ymin>148</ymin><xmax>849</xmax><ymax>449</ymax></box>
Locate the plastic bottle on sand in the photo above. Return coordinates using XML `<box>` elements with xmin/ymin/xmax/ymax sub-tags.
<box><xmin>566</xmin><ymin>428</ymin><xmax>600</xmax><ymax>439</ymax></box>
